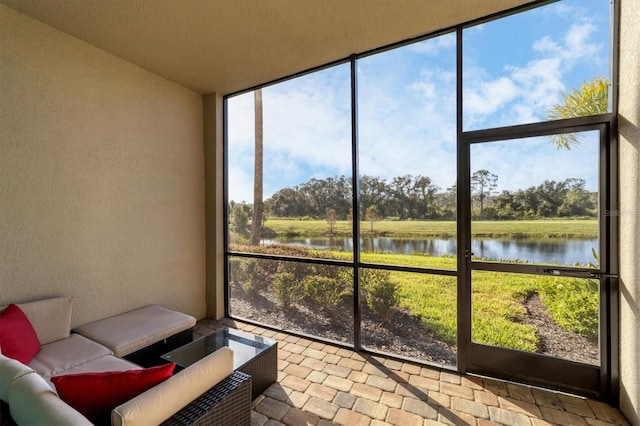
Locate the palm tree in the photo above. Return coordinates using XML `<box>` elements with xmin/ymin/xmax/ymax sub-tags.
<box><xmin>250</xmin><ymin>89</ymin><xmax>264</xmax><ymax>246</ymax></box>
<box><xmin>546</xmin><ymin>76</ymin><xmax>609</xmax><ymax>150</ymax></box>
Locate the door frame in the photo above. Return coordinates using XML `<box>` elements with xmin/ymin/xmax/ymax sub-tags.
<box><xmin>457</xmin><ymin>116</ymin><xmax>618</xmax><ymax>402</ymax></box>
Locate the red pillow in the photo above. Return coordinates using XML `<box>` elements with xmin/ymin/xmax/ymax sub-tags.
<box><xmin>0</xmin><ymin>304</ymin><xmax>41</xmax><ymax>364</ymax></box>
<box><xmin>51</xmin><ymin>363</ymin><xmax>175</xmax><ymax>419</ymax></box>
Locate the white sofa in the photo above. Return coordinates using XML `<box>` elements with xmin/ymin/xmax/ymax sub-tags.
<box><xmin>0</xmin><ymin>297</ymin><xmax>248</xmax><ymax>426</ymax></box>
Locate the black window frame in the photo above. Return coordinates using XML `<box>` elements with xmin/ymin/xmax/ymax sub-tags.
<box><xmin>222</xmin><ymin>0</ymin><xmax>619</xmax><ymax>402</ymax></box>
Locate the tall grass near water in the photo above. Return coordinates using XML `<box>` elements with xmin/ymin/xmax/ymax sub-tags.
<box><xmin>262</xmin><ymin>219</ymin><xmax>598</xmax><ymax>239</ymax></box>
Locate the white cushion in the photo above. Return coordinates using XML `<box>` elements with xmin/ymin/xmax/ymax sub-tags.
<box><xmin>0</xmin><ymin>354</ymin><xmax>34</xmax><ymax>402</ymax></box>
<box><xmin>112</xmin><ymin>347</ymin><xmax>234</xmax><ymax>426</ymax></box>
<box><xmin>16</xmin><ymin>297</ymin><xmax>73</xmax><ymax>345</ymax></box>
<box><xmin>43</xmin><ymin>354</ymin><xmax>141</xmax><ymax>391</ymax></box>
<box><xmin>74</xmin><ymin>305</ymin><xmax>196</xmax><ymax>357</ymax></box>
<box><xmin>8</xmin><ymin>370</ymin><xmax>92</xmax><ymax>426</ymax></box>
<box><xmin>29</xmin><ymin>334</ymin><xmax>111</xmax><ymax>379</ymax></box>
<box><xmin>58</xmin><ymin>354</ymin><xmax>141</xmax><ymax>376</ymax></box>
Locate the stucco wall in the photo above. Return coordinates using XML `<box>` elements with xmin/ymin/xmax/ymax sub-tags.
<box><xmin>618</xmin><ymin>0</ymin><xmax>640</xmax><ymax>423</ymax></box>
<box><xmin>0</xmin><ymin>5</ymin><xmax>206</xmax><ymax>327</ymax></box>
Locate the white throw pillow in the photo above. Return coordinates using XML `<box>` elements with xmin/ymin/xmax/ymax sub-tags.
<box><xmin>16</xmin><ymin>297</ymin><xmax>73</xmax><ymax>345</ymax></box>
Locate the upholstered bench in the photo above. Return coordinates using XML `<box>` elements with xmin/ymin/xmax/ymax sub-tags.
<box><xmin>73</xmin><ymin>305</ymin><xmax>196</xmax><ymax>367</ymax></box>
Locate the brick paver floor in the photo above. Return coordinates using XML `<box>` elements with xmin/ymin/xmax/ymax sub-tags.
<box><xmin>194</xmin><ymin>319</ymin><xmax>630</xmax><ymax>426</ymax></box>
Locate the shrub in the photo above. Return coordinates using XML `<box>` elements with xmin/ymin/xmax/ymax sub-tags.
<box><xmin>261</xmin><ymin>227</ymin><xmax>277</xmax><ymax>238</ymax></box>
<box><xmin>229</xmin><ymin>243</ymin><xmax>348</xmax><ymax>261</ymax></box>
<box><xmin>276</xmin><ymin>260</ymin><xmax>314</xmax><ymax>282</ymax></box>
<box><xmin>313</xmin><ymin>263</ymin><xmax>346</xmax><ymax>282</ymax></box>
<box><xmin>284</xmin><ymin>226</ymin><xmax>300</xmax><ymax>237</ymax></box>
<box><xmin>241</xmin><ymin>259</ymin><xmax>260</xmax><ymax>296</ymax></box>
<box><xmin>303</xmin><ymin>275</ymin><xmax>345</xmax><ymax>309</ymax></box>
<box><xmin>229</xmin><ymin>258</ymin><xmax>267</xmax><ymax>298</ymax></box>
<box><xmin>228</xmin><ymin>257</ymin><xmax>245</xmax><ymax>285</ymax></box>
<box><xmin>228</xmin><ymin>232</ymin><xmax>248</xmax><ymax>245</ymax></box>
<box><xmin>231</xmin><ymin>206</ymin><xmax>249</xmax><ymax>237</ymax></box>
<box><xmin>360</xmin><ymin>269</ymin><xmax>398</xmax><ymax>321</ymax></box>
<box><xmin>273</xmin><ymin>272</ymin><xmax>304</xmax><ymax>308</ymax></box>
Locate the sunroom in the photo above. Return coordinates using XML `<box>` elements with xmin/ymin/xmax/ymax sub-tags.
<box><xmin>1</xmin><ymin>0</ymin><xmax>638</xmax><ymax>424</ymax></box>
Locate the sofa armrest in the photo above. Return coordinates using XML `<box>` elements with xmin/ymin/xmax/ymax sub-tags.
<box><xmin>8</xmin><ymin>371</ymin><xmax>92</xmax><ymax>426</ymax></box>
<box><xmin>0</xmin><ymin>354</ymin><xmax>34</xmax><ymax>402</ymax></box>
<box><xmin>161</xmin><ymin>371</ymin><xmax>251</xmax><ymax>426</ymax></box>
<box><xmin>112</xmin><ymin>347</ymin><xmax>235</xmax><ymax>426</ymax></box>
<box><xmin>0</xmin><ymin>372</ymin><xmax>252</xmax><ymax>426</ymax></box>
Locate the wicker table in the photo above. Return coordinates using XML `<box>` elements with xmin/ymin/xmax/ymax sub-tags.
<box><xmin>162</xmin><ymin>327</ymin><xmax>277</xmax><ymax>400</ymax></box>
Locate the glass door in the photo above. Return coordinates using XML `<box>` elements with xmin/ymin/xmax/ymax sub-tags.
<box><xmin>461</xmin><ymin>123</ymin><xmax>616</xmax><ymax>400</ymax></box>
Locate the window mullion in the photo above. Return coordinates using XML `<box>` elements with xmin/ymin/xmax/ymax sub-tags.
<box><xmin>350</xmin><ymin>54</ymin><xmax>362</xmax><ymax>352</ymax></box>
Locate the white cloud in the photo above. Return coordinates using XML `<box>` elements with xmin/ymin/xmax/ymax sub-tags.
<box><xmin>534</xmin><ymin>22</ymin><xmax>600</xmax><ymax>63</ymax></box>
<box><xmin>545</xmin><ymin>2</ymin><xmax>576</xmax><ymax>18</ymax></box>
<box><xmin>533</xmin><ymin>36</ymin><xmax>561</xmax><ymax>54</ymax></box>
<box><xmin>407</xmin><ymin>33</ymin><xmax>456</xmax><ymax>55</ymax></box>
<box><xmin>409</xmin><ymin>81</ymin><xmax>437</xmax><ymax>104</ymax></box>
<box><xmin>356</xmin><ymin>63</ymin><xmax>457</xmax><ymax>188</ymax></box>
<box><xmin>226</xmin><ymin>92</ymin><xmax>255</xmax><ymax>149</ymax></box>
<box><xmin>227</xmin><ymin>2</ymin><xmax>607</xmax><ymax>202</ymax></box>
<box><xmin>228</xmin><ymin>163</ymin><xmax>255</xmax><ymax>204</ymax></box>
<box><xmin>471</xmin><ymin>133</ymin><xmax>600</xmax><ymax>193</ymax></box>
<box><xmin>509</xmin><ymin>57</ymin><xmax>564</xmax><ymax>111</ymax></box>
<box><xmin>227</xmin><ymin>67</ymin><xmax>353</xmax><ymax>201</ymax></box>
<box><xmin>464</xmin><ymin>76</ymin><xmax>519</xmax><ymax>121</ymax></box>
<box><xmin>565</xmin><ymin>22</ymin><xmax>600</xmax><ymax>60</ymax></box>
<box><xmin>464</xmin><ymin>15</ymin><xmax>604</xmax><ymax>130</ymax></box>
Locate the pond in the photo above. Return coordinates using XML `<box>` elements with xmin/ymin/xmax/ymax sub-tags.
<box><xmin>262</xmin><ymin>236</ymin><xmax>599</xmax><ymax>266</ymax></box>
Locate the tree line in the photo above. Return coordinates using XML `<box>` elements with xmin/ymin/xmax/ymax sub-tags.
<box><xmin>229</xmin><ymin>171</ymin><xmax>597</xmax><ymax>224</ymax></box>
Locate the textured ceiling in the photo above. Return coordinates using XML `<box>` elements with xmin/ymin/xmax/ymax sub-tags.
<box><xmin>1</xmin><ymin>0</ymin><xmax>536</xmax><ymax>95</ymax></box>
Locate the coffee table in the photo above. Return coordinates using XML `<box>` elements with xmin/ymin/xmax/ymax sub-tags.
<box><xmin>162</xmin><ymin>327</ymin><xmax>277</xmax><ymax>399</ymax></box>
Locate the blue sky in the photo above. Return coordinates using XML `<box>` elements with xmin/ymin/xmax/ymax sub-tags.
<box><xmin>227</xmin><ymin>0</ymin><xmax>611</xmax><ymax>204</ymax></box>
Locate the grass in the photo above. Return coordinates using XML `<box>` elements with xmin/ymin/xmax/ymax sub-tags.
<box><xmin>231</xmin><ymin>239</ymin><xmax>599</xmax><ymax>354</ymax></box>
<box><xmin>359</xmin><ymin>252</ymin><xmax>597</xmax><ymax>352</ymax></box>
<box><xmin>263</xmin><ymin>218</ymin><xmax>598</xmax><ymax>239</ymax></box>
<box><xmin>360</xmin><ymin>253</ymin><xmax>539</xmax><ymax>351</ymax></box>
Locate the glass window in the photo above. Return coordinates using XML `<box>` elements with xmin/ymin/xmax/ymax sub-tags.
<box><xmin>227</xmin><ymin>64</ymin><xmax>352</xmax><ymax>260</ymax></box>
<box><xmin>360</xmin><ymin>269</ymin><xmax>457</xmax><ymax>366</ymax></box>
<box><xmin>470</xmin><ymin>130</ymin><xmax>600</xmax><ymax>267</ymax></box>
<box><xmin>224</xmin><ymin>0</ymin><xmax>614</xmax><ymax>379</ymax></box>
<box><xmin>228</xmin><ymin>256</ymin><xmax>354</xmax><ymax>344</ymax></box>
<box><xmin>357</xmin><ymin>33</ymin><xmax>457</xmax><ymax>269</ymax></box>
<box><xmin>463</xmin><ymin>0</ymin><xmax>612</xmax><ymax>131</ymax></box>
<box><xmin>471</xmin><ymin>270</ymin><xmax>599</xmax><ymax>365</ymax></box>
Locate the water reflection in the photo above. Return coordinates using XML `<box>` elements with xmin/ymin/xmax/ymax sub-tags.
<box><xmin>262</xmin><ymin>237</ymin><xmax>598</xmax><ymax>266</ymax></box>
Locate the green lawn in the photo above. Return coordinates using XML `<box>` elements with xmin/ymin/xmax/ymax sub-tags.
<box><xmin>263</xmin><ymin>218</ymin><xmax>598</xmax><ymax>239</ymax></box>
<box><xmin>231</xmin><ymin>236</ymin><xmax>599</xmax><ymax>354</ymax></box>
<box><xmin>360</xmin><ymin>253</ymin><xmax>539</xmax><ymax>351</ymax></box>
<box><xmin>360</xmin><ymin>252</ymin><xmax>598</xmax><ymax>352</ymax></box>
